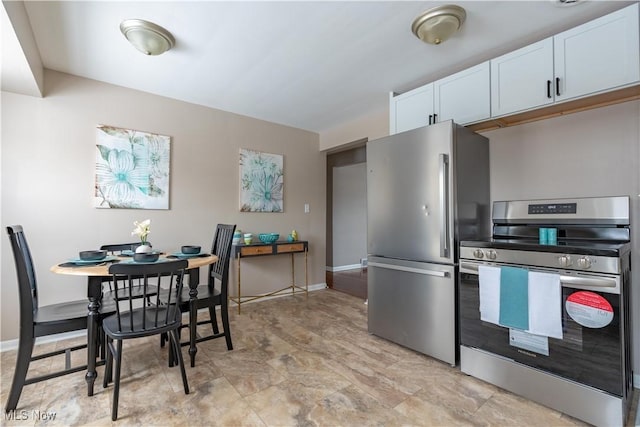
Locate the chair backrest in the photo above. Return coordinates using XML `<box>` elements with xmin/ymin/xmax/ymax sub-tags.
<box><xmin>107</xmin><ymin>260</ymin><xmax>188</xmax><ymax>333</ymax></box>
<box><xmin>6</xmin><ymin>225</ymin><xmax>38</xmax><ymax>329</ymax></box>
<box><xmin>100</xmin><ymin>242</ymin><xmax>152</xmax><ymax>290</ymax></box>
<box><xmin>209</xmin><ymin>224</ymin><xmax>236</xmax><ymax>294</ymax></box>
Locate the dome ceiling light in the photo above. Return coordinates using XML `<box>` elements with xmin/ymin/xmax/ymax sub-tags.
<box><xmin>553</xmin><ymin>0</ymin><xmax>584</xmax><ymax>7</ymax></box>
<box><xmin>411</xmin><ymin>4</ymin><xmax>466</xmax><ymax>45</ymax></box>
<box><xmin>120</xmin><ymin>19</ymin><xmax>175</xmax><ymax>56</ymax></box>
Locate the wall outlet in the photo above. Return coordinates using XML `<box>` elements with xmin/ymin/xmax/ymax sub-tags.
<box><xmin>360</xmin><ymin>258</ymin><xmax>368</xmax><ymax>268</ymax></box>
<box><xmin>304</xmin><ymin>203</ymin><xmax>310</xmax><ymax>213</ymax></box>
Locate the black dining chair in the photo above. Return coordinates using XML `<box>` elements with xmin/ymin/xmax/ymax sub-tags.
<box><xmin>167</xmin><ymin>224</ymin><xmax>236</xmax><ymax>357</ymax></box>
<box><xmin>102</xmin><ymin>259</ymin><xmax>189</xmax><ymax>421</ymax></box>
<box><xmin>99</xmin><ymin>242</ymin><xmax>157</xmax><ymax>297</ymax></box>
<box><xmin>4</xmin><ymin>225</ymin><xmax>113</xmax><ymax>413</ymax></box>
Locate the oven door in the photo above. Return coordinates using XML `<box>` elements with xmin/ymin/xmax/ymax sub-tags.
<box><xmin>459</xmin><ymin>260</ymin><xmax>624</xmax><ymax>396</ymax></box>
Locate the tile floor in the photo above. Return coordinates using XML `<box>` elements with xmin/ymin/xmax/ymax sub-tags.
<box><xmin>1</xmin><ymin>289</ymin><xmax>638</xmax><ymax>426</ymax></box>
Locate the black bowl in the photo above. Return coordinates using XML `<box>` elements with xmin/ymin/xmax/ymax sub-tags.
<box><xmin>79</xmin><ymin>250</ymin><xmax>107</xmax><ymax>261</ymax></box>
<box><xmin>181</xmin><ymin>245</ymin><xmax>201</xmax><ymax>254</ymax></box>
<box><xmin>133</xmin><ymin>252</ymin><xmax>160</xmax><ymax>263</ymax></box>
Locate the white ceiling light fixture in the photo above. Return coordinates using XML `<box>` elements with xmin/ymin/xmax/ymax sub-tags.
<box><xmin>552</xmin><ymin>0</ymin><xmax>584</xmax><ymax>7</ymax></box>
<box><xmin>120</xmin><ymin>19</ymin><xmax>175</xmax><ymax>56</ymax></box>
<box><xmin>412</xmin><ymin>4</ymin><xmax>466</xmax><ymax>45</ymax></box>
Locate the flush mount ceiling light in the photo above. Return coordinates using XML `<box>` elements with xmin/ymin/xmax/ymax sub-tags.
<box><xmin>552</xmin><ymin>0</ymin><xmax>584</xmax><ymax>7</ymax></box>
<box><xmin>411</xmin><ymin>4</ymin><xmax>466</xmax><ymax>45</ymax></box>
<box><xmin>120</xmin><ymin>19</ymin><xmax>175</xmax><ymax>56</ymax></box>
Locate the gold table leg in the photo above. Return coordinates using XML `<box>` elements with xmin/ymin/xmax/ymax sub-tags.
<box><xmin>237</xmin><ymin>254</ymin><xmax>241</xmax><ymax>314</ymax></box>
<box><xmin>291</xmin><ymin>253</ymin><xmax>295</xmax><ymax>295</ymax></box>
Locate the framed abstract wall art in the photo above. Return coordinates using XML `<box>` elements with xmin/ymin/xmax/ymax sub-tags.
<box><xmin>239</xmin><ymin>148</ymin><xmax>284</xmax><ymax>212</ymax></box>
<box><xmin>94</xmin><ymin>125</ymin><xmax>170</xmax><ymax>209</ymax></box>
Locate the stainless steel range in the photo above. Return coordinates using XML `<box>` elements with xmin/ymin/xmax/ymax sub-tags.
<box><xmin>459</xmin><ymin>196</ymin><xmax>632</xmax><ymax>427</ymax></box>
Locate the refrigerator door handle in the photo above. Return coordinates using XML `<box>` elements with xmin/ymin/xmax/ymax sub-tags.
<box><xmin>439</xmin><ymin>153</ymin><xmax>450</xmax><ymax>258</ymax></box>
<box><xmin>368</xmin><ymin>261</ymin><xmax>449</xmax><ymax>277</ymax></box>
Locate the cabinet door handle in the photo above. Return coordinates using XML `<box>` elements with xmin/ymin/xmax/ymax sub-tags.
<box><xmin>547</xmin><ymin>80</ymin><xmax>552</xmax><ymax>98</ymax></box>
<box><xmin>428</xmin><ymin>114</ymin><xmax>432</xmax><ymax>125</ymax></box>
<box><xmin>433</xmin><ymin>113</ymin><xmax>437</xmax><ymax>123</ymax></box>
<box><xmin>555</xmin><ymin>77</ymin><xmax>560</xmax><ymax>96</ymax></box>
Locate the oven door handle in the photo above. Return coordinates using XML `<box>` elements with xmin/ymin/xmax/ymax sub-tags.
<box><xmin>460</xmin><ymin>262</ymin><xmax>480</xmax><ymax>274</ymax></box>
<box><xmin>559</xmin><ymin>275</ymin><xmax>617</xmax><ymax>288</ymax></box>
<box><xmin>459</xmin><ymin>262</ymin><xmax>617</xmax><ymax>289</ymax></box>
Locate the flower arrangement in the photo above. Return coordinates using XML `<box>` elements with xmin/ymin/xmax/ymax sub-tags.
<box><xmin>131</xmin><ymin>219</ymin><xmax>151</xmax><ymax>244</ymax></box>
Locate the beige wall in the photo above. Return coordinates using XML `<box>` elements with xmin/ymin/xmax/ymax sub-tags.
<box><xmin>1</xmin><ymin>70</ymin><xmax>326</xmax><ymax>342</ymax></box>
<box><xmin>319</xmin><ymin>107</ymin><xmax>388</xmax><ymax>152</ymax></box>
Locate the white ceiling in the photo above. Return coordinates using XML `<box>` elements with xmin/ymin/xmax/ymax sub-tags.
<box><xmin>3</xmin><ymin>1</ymin><xmax>635</xmax><ymax>133</ymax></box>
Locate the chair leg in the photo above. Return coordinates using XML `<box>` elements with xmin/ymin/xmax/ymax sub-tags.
<box><xmin>167</xmin><ymin>332</ymin><xmax>176</xmax><ymax>368</ymax></box>
<box><xmin>111</xmin><ymin>340</ymin><xmax>123</xmax><ymax>421</ymax></box>
<box><xmin>4</xmin><ymin>337</ymin><xmax>35</xmax><ymax>412</ymax></box>
<box><xmin>221</xmin><ymin>301</ymin><xmax>233</xmax><ymax>351</ymax></box>
<box><xmin>208</xmin><ymin>305</ymin><xmax>220</xmax><ymax>335</ymax></box>
<box><xmin>98</xmin><ymin>327</ymin><xmax>106</xmax><ymax>361</ymax></box>
<box><xmin>170</xmin><ymin>329</ymin><xmax>189</xmax><ymax>394</ymax></box>
<box><xmin>103</xmin><ymin>337</ymin><xmax>113</xmax><ymax>388</ymax></box>
<box><xmin>160</xmin><ymin>332</ymin><xmax>167</xmax><ymax>348</ymax></box>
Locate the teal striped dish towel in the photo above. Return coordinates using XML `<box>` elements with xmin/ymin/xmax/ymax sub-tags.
<box><xmin>499</xmin><ymin>266</ymin><xmax>529</xmax><ymax>330</ymax></box>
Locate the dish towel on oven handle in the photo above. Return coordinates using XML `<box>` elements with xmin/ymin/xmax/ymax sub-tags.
<box><xmin>528</xmin><ymin>271</ymin><xmax>563</xmax><ymax>339</ymax></box>
<box><xmin>478</xmin><ymin>266</ymin><xmax>563</xmax><ymax>339</ymax></box>
<box><xmin>478</xmin><ymin>265</ymin><xmax>500</xmax><ymax>324</ymax></box>
<box><xmin>499</xmin><ymin>266</ymin><xmax>529</xmax><ymax>330</ymax></box>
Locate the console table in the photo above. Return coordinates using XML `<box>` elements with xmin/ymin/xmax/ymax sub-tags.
<box><xmin>230</xmin><ymin>240</ymin><xmax>308</xmax><ymax>313</ymax></box>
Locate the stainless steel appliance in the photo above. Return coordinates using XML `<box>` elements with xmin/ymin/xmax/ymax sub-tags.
<box><xmin>459</xmin><ymin>196</ymin><xmax>632</xmax><ymax>427</ymax></box>
<box><xmin>367</xmin><ymin>120</ymin><xmax>490</xmax><ymax>365</ymax></box>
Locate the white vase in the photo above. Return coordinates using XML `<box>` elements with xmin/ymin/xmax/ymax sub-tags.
<box><xmin>135</xmin><ymin>243</ymin><xmax>153</xmax><ymax>253</ymax></box>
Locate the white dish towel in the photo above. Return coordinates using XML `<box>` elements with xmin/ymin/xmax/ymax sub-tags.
<box><xmin>528</xmin><ymin>271</ymin><xmax>563</xmax><ymax>339</ymax></box>
<box><xmin>478</xmin><ymin>265</ymin><xmax>500</xmax><ymax>324</ymax></box>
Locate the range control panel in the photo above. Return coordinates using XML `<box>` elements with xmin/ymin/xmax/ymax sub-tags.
<box><xmin>528</xmin><ymin>203</ymin><xmax>577</xmax><ymax>215</ymax></box>
<box><xmin>459</xmin><ymin>246</ymin><xmax>621</xmax><ymax>274</ymax></box>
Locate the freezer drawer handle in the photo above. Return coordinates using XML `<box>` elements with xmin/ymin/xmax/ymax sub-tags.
<box><xmin>369</xmin><ymin>261</ymin><xmax>448</xmax><ymax>277</ymax></box>
<box><xmin>459</xmin><ymin>262</ymin><xmax>616</xmax><ymax>288</ymax></box>
<box><xmin>439</xmin><ymin>153</ymin><xmax>450</xmax><ymax>258</ymax></box>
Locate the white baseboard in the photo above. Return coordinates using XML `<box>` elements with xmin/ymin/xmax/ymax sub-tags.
<box><xmin>0</xmin><ymin>283</ymin><xmax>329</xmax><ymax>352</ymax></box>
<box><xmin>326</xmin><ymin>264</ymin><xmax>361</xmax><ymax>272</ymax></box>
<box><xmin>635</xmin><ymin>373</ymin><xmax>640</xmax><ymax>389</ymax></box>
<box><xmin>0</xmin><ymin>330</ymin><xmax>86</xmax><ymax>353</ymax></box>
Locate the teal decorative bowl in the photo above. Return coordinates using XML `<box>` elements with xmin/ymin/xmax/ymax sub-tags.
<box><xmin>258</xmin><ymin>233</ymin><xmax>279</xmax><ymax>243</ymax></box>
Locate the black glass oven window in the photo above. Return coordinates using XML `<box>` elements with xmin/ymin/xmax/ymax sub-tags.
<box><xmin>458</xmin><ymin>272</ymin><xmax>622</xmax><ymax>396</ymax></box>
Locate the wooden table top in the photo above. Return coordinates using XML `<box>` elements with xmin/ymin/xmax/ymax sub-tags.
<box><xmin>50</xmin><ymin>254</ymin><xmax>218</xmax><ymax>277</ymax></box>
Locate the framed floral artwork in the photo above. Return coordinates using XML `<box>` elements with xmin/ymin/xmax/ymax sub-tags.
<box><xmin>94</xmin><ymin>125</ymin><xmax>170</xmax><ymax>209</ymax></box>
<box><xmin>239</xmin><ymin>148</ymin><xmax>284</xmax><ymax>212</ymax></box>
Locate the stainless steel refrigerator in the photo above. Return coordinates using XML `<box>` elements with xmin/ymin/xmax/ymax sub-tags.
<box><xmin>367</xmin><ymin>120</ymin><xmax>490</xmax><ymax>365</ymax></box>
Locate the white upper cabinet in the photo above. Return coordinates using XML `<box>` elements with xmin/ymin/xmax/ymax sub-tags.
<box><xmin>491</xmin><ymin>39</ymin><xmax>554</xmax><ymax>117</ymax></box>
<box><xmin>492</xmin><ymin>3</ymin><xmax>639</xmax><ymax>117</ymax></box>
<box><xmin>390</xmin><ymin>84</ymin><xmax>434</xmax><ymax>134</ymax></box>
<box><xmin>435</xmin><ymin>62</ymin><xmax>491</xmax><ymax>125</ymax></box>
<box><xmin>391</xmin><ymin>4</ymin><xmax>639</xmax><ymax>131</ymax></box>
<box><xmin>390</xmin><ymin>62</ymin><xmax>490</xmax><ymax>134</ymax></box>
<box><xmin>554</xmin><ymin>3</ymin><xmax>640</xmax><ymax>102</ymax></box>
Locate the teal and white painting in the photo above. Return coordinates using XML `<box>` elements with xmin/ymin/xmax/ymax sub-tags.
<box><xmin>94</xmin><ymin>125</ymin><xmax>170</xmax><ymax>209</ymax></box>
<box><xmin>239</xmin><ymin>148</ymin><xmax>284</xmax><ymax>212</ymax></box>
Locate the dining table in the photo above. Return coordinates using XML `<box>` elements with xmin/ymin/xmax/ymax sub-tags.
<box><xmin>50</xmin><ymin>252</ymin><xmax>218</xmax><ymax>396</ymax></box>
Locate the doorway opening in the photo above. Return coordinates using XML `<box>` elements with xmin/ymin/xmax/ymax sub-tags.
<box><xmin>326</xmin><ymin>142</ymin><xmax>367</xmax><ymax>299</ymax></box>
